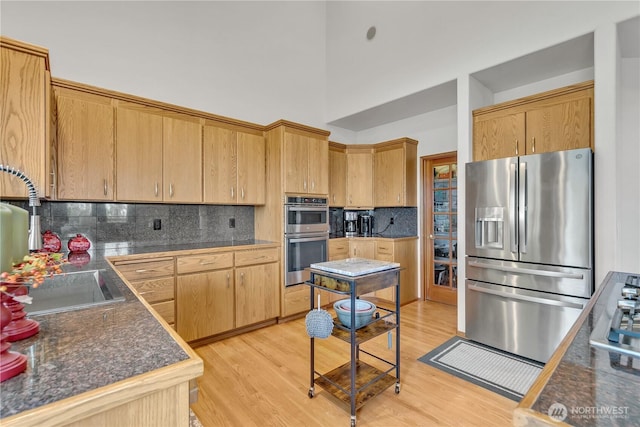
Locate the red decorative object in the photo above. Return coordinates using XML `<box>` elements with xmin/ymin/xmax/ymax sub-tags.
<box><xmin>0</xmin><ymin>301</ymin><xmax>28</xmax><ymax>382</ymax></box>
<box><xmin>0</xmin><ymin>284</ymin><xmax>39</xmax><ymax>342</ymax></box>
<box><xmin>68</xmin><ymin>251</ymin><xmax>91</xmax><ymax>267</ymax></box>
<box><xmin>68</xmin><ymin>234</ymin><xmax>90</xmax><ymax>252</ymax></box>
<box><xmin>42</xmin><ymin>230</ymin><xmax>62</xmax><ymax>253</ymax></box>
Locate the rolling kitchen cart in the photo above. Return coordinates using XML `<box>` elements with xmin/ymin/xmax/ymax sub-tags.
<box><xmin>305</xmin><ymin>258</ymin><xmax>401</xmax><ymax>427</ymax></box>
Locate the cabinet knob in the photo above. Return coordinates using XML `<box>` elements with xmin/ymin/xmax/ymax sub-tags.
<box><xmin>429</xmin><ymin>234</ymin><xmax>435</xmax><ymax>240</ymax></box>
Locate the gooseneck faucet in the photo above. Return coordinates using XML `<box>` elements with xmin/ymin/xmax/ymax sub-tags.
<box><xmin>0</xmin><ymin>164</ymin><xmax>42</xmax><ymax>251</ymax></box>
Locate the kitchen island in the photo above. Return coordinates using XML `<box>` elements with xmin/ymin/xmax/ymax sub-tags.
<box><xmin>514</xmin><ymin>271</ymin><xmax>640</xmax><ymax>426</ymax></box>
<box><xmin>0</xmin><ymin>240</ymin><xmax>274</xmax><ymax>426</ymax></box>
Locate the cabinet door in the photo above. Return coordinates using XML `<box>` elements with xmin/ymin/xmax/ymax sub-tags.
<box><xmin>237</xmin><ymin>131</ymin><xmax>265</xmax><ymax>204</ymax></box>
<box><xmin>374</xmin><ymin>146</ymin><xmax>404</xmax><ymax>206</ymax></box>
<box><xmin>0</xmin><ymin>47</ymin><xmax>47</xmax><ymax>198</ymax></box>
<box><xmin>235</xmin><ymin>262</ymin><xmax>279</xmax><ymax>328</ymax></box>
<box><xmin>283</xmin><ymin>132</ymin><xmax>308</xmax><ymax>194</ymax></box>
<box><xmin>203</xmin><ymin>125</ymin><xmax>236</xmax><ymax>204</ymax></box>
<box><xmin>307</xmin><ymin>136</ymin><xmax>328</xmax><ymax>195</ymax></box>
<box><xmin>163</xmin><ymin>116</ymin><xmax>202</xmax><ymax>203</ymax></box>
<box><xmin>329</xmin><ymin>147</ymin><xmax>346</xmax><ymax>206</ymax></box>
<box><xmin>346</xmin><ymin>151</ymin><xmax>374</xmax><ymax>208</ymax></box>
<box><xmin>176</xmin><ymin>269</ymin><xmax>234</xmax><ymax>341</ymax></box>
<box><xmin>525</xmin><ymin>96</ymin><xmax>592</xmax><ymax>154</ymax></box>
<box><xmin>350</xmin><ymin>239</ymin><xmax>375</xmax><ymax>259</ymax></box>
<box><xmin>55</xmin><ymin>90</ymin><xmax>114</xmax><ymax>200</ymax></box>
<box><xmin>473</xmin><ymin>113</ymin><xmax>525</xmax><ymax>161</ymax></box>
<box><xmin>116</xmin><ymin>105</ymin><xmax>163</xmax><ymax>201</ymax></box>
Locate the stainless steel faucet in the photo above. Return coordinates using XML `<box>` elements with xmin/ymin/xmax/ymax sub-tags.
<box><xmin>0</xmin><ymin>164</ymin><xmax>42</xmax><ymax>251</ymax></box>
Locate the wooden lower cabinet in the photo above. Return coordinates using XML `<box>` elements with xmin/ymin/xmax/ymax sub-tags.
<box><xmin>176</xmin><ymin>246</ymin><xmax>280</xmax><ymax>342</ymax></box>
<box><xmin>177</xmin><ymin>268</ymin><xmax>234</xmax><ymax>341</ymax></box>
<box><xmin>113</xmin><ymin>257</ymin><xmax>176</xmax><ymax>328</ymax></box>
<box><xmin>235</xmin><ymin>262</ymin><xmax>279</xmax><ymax>328</ymax></box>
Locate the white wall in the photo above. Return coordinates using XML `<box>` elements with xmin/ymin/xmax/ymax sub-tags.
<box><xmin>325</xmin><ymin>1</ymin><xmax>638</xmax><ymax>121</ymax></box>
<box><xmin>0</xmin><ymin>1</ymin><xmax>327</xmax><ymax>128</ymax></box>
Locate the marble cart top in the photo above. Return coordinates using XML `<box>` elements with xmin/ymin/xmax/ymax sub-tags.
<box><xmin>310</xmin><ymin>258</ymin><xmax>400</xmax><ymax>277</ymax></box>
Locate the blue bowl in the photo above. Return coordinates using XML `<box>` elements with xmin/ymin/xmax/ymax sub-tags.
<box><xmin>333</xmin><ymin>299</ymin><xmax>376</xmax><ymax>329</ymax></box>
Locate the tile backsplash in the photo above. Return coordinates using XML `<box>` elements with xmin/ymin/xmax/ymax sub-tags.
<box><xmin>3</xmin><ymin>201</ymin><xmax>254</xmax><ymax>248</ymax></box>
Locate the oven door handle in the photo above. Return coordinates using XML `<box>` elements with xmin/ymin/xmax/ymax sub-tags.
<box><xmin>468</xmin><ymin>284</ymin><xmax>585</xmax><ymax>310</ymax></box>
<box><xmin>286</xmin><ymin>234</ymin><xmax>329</xmax><ymax>243</ymax></box>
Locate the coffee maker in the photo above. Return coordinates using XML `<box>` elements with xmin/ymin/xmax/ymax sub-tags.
<box><xmin>359</xmin><ymin>213</ymin><xmax>373</xmax><ymax>236</ymax></box>
<box><xmin>344</xmin><ymin>211</ymin><xmax>358</xmax><ymax>237</ymax></box>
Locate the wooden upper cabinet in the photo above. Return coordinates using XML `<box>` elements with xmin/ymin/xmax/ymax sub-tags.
<box><xmin>374</xmin><ymin>138</ymin><xmax>418</xmax><ymax>207</ymax></box>
<box><xmin>346</xmin><ymin>146</ymin><xmax>374</xmax><ymax>208</ymax></box>
<box><xmin>116</xmin><ymin>104</ymin><xmax>202</xmax><ymax>203</ymax></box>
<box><xmin>116</xmin><ymin>104</ymin><xmax>163</xmax><ymax>202</ymax></box>
<box><xmin>472</xmin><ymin>81</ymin><xmax>594</xmax><ymax>161</ymax></box>
<box><xmin>525</xmin><ymin>94</ymin><xmax>592</xmax><ymax>154</ymax></box>
<box><xmin>162</xmin><ymin>115</ymin><xmax>202</xmax><ymax>203</ymax></box>
<box><xmin>203</xmin><ymin>123</ymin><xmax>265</xmax><ymax>205</ymax></box>
<box><xmin>0</xmin><ymin>38</ymin><xmax>50</xmax><ymax>199</ymax></box>
<box><xmin>283</xmin><ymin>131</ymin><xmax>328</xmax><ymax>195</ymax></box>
<box><xmin>53</xmin><ymin>87</ymin><xmax>114</xmax><ymax>200</ymax></box>
<box><xmin>473</xmin><ymin>113</ymin><xmax>526</xmax><ymax>161</ymax></box>
<box><xmin>307</xmin><ymin>135</ymin><xmax>329</xmax><ymax>195</ymax></box>
<box><xmin>328</xmin><ymin>142</ymin><xmax>346</xmax><ymax>207</ymax></box>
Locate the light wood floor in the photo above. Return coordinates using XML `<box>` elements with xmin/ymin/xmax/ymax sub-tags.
<box><xmin>190</xmin><ymin>300</ymin><xmax>517</xmax><ymax>426</ymax></box>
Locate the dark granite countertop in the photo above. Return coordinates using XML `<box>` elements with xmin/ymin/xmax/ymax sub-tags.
<box><xmin>0</xmin><ymin>239</ymin><xmax>276</xmax><ymax>419</ymax></box>
<box><xmin>521</xmin><ymin>271</ymin><xmax>640</xmax><ymax>426</ymax></box>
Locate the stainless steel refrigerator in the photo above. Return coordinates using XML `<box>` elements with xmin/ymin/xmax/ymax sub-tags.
<box><xmin>465</xmin><ymin>148</ymin><xmax>593</xmax><ymax>363</ymax></box>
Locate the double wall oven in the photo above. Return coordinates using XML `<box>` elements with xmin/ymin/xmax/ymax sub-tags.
<box><xmin>284</xmin><ymin>196</ymin><xmax>329</xmax><ymax>287</ymax></box>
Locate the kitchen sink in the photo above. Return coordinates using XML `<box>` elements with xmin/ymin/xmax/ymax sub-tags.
<box><xmin>23</xmin><ymin>269</ymin><xmax>125</xmax><ymax>316</ymax></box>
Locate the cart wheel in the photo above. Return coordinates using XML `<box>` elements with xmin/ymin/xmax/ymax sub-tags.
<box><xmin>308</xmin><ymin>388</ymin><xmax>314</xmax><ymax>398</ymax></box>
<box><xmin>395</xmin><ymin>383</ymin><xmax>401</xmax><ymax>394</ymax></box>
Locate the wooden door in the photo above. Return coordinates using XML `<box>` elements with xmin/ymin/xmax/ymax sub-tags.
<box><xmin>374</xmin><ymin>145</ymin><xmax>404</xmax><ymax>206</ymax></box>
<box><xmin>162</xmin><ymin>116</ymin><xmax>202</xmax><ymax>203</ymax></box>
<box><xmin>0</xmin><ymin>47</ymin><xmax>47</xmax><ymax>198</ymax></box>
<box><xmin>176</xmin><ymin>269</ymin><xmax>234</xmax><ymax>341</ymax></box>
<box><xmin>307</xmin><ymin>135</ymin><xmax>328</xmax><ymax>194</ymax></box>
<box><xmin>473</xmin><ymin>113</ymin><xmax>525</xmax><ymax>161</ymax></box>
<box><xmin>237</xmin><ymin>130</ymin><xmax>265</xmax><ymax>204</ymax></box>
<box><xmin>235</xmin><ymin>263</ymin><xmax>279</xmax><ymax>328</ymax></box>
<box><xmin>283</xmin><ymin>132</ymin><xmax>307</xmax><ymax>194</ymax></box>
<box><xmin>203</xmin><ymin>125</ymin><xmax>236</xmax><ymax>204</ymax></box>
<box><xmin>116</xmin><ymin>105</ymin><xmax>163</xmax><ymax>201</ymax></box>
<box><xmin>55</xmin><ymin>89</ymin><xmax>114</xmax><ymax>200</ymax></box>
<box><xmin>424</xmin><ymin>154</ymin><xmax>458</xmax><ymax>305</ymax></box>
<box><xmin>328</xmin><ymin>145</ymin><xmax>346</xmax><ymax>206</ymax></box>
<box><xmin>346</xmin><ymin>149</ymin><xmax>373</xmax><ymax>208</ymax></box>
<box><xmin>525</xmin><ymin>95</ymin><xmax>592</xmax><ymax>154</ymax></box>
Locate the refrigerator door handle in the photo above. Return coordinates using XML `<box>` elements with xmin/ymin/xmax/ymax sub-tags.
<box><xmin>468</xmin><ymin>284</ymin><xmax>585</xmax><ymax>310</ymax></box>
<box><xmin>509</xmin><ymin>161</ymin><xmax>518</xmax><ymax>253</ymax></box>
<box><xmin>468</xmin><ymin>260</ymin><xmax>585</xmax><ymax>280</ymax></box>
<box><xmin>519</xmin><ymin>161</ymin><xmax>527</xmax><ymax>254</ymax></box>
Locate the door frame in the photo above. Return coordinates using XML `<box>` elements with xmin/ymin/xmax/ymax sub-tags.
<box><xmin>421</xmin><ymin>151</ymin><xmax>457</xmax><ymax>304</ymax></box>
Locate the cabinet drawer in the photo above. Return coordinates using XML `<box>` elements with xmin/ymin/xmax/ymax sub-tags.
<box><xmin>115</xmin><ymin>258</ymin><xmax>175</xmax><ymax>281</ymax></box>
<box><xmin>151</xmin><ymin>300</ymin><xmax>175</xmax><ymax>324</ymax></box>
<box><xmin>282</xmin><ymin>285</ymin><xmax>312</xmax><ymax>317</ymax></box>
<box><xmin>130</xmin><ymin>277</ymin><xmax>174</xmax><ymax>304</ymax></box>
<box><xmin>376</xmin><ymin>241</ymin><xmax>394</xmax><ymax>256</ymax></box>
<box><xmin>235</xmin><ymin>247</ymin><xmax>279</xmax><ymax>267</ymax></box>
<box><xmin>177</xmin><ymin>252</ymin><xmax>234</xmax><ymax>274</ymax></box>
